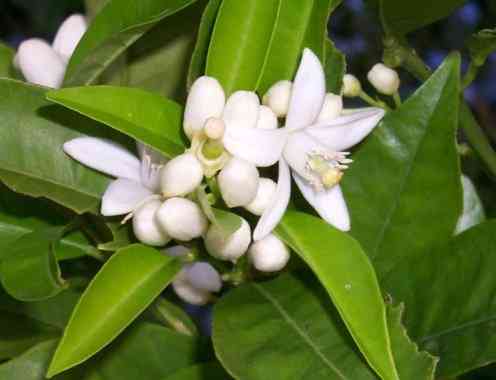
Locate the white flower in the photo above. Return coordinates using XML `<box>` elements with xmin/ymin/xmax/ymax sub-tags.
<box><xmin>64</xmin><ymin>138</ymin><xmax>167</xmax><ymax>217</ymax></box>
<box><xmin>132</xmin><ymin>199</ymin><xmax>170</xmax><ymax>246</ymax></box>
<box><xmin>205</xmin><ymin>217</ymin><xmax>251</xmax><ymax>262</ymax></box>
<box><xmin>248</xmin><ymin>234</ymin><xmax>290</xmax><ymax>272</ymax></box>
<box><xmin>220</xmin><ymin>49</ymin><xmax>385</xmax><ymax>240</ymax></box>
<box><xmin>245</xmin><ymin>178</ymin><xmax>277</xmax><ymax>216</ymax></box>
<box><xmin>342</xmin><ymin>73</ymin><xmax>362</xmax><ymax>97</ymax></box>
<box><xmin>14</xmin><ymin>14</ymin><xmax>87</xmax><ymax>88</ymax></box>
<box><xmin>167</xmin><ymin>246</ymin><xmax>222</xmax><ymax>306</ymax></box>
<box><xmin>317</xmin><ymin>93</ymin><xmax>343</xmax><ymax>122</ymax></box>
<box><xmin>217</xmin><ymin>157</ymin><xmax>259</xmax><ymax>207</ymax></box>
<box><xmin>160</xmin><ymin>152</ymin><xmax>204</xmax><ymax>197</ymax></box>
<box><xmin>156</xmin><ymin>197</ymin><xmax>208</xmax><ymax>241</ymax></box>
<box><xmin>262</xmin><ymin>80</ymin><xmax>293</xmax><ymax>117</ymax></box>
<box><xmin>367</xmin><ymin>63</ymin><xmax>400</xmax><ymax>95</ymax></box>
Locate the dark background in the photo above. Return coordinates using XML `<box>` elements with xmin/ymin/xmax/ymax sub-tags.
<box><xmin>0</xmin><ymin>0</ymin><xmax>495</xmax><ymax>378</ymax></box>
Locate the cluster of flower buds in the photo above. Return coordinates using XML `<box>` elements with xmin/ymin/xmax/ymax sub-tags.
<box><xmin>342</xmin><ymin>63</ymin><xmax>400</xmax><ymax>98</ymax></box>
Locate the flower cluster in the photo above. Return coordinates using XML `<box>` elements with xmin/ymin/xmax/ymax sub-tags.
<box><xmin>60</xmin><ymin>49</ymin><xmax>385</xmax><ymax>305</ymax></box>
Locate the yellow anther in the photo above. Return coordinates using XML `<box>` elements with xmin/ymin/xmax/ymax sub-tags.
<box><xmin>322</xmin><ymin>168</ymin><xmax>343</xmax><ymax>188</ymax></box>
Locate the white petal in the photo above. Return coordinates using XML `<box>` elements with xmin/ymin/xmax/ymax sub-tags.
<box><xmin>101</xmin><ymin>179</ymin><xmax>153</xmax><ymax>216</ymax></box>
<box><xmin>17</xmin><ymin>39</ymin><xmax>65</xmax><ymax>88</ymax></box>
<box><xmin>222</xmin><ymin>91</ymin><xmax>260</xmax><ymax>131</ymax></box>
<box><xmin>165</xmin><ymin>245</ymin><xmax>190</xmax><ymax>258</ymax></box>
<box><xmin>52</xmin><ymin>14</ymin><xmax>87</xmax><ymax>62</ymax></box>
<box><xmin>293</xmin><ymin>174</ymin><xmax>350</xmax><ymax>231</ymax></box>
<box><xmin>283</xmin><ymin>131</ymin><xmax>324</xmax><ymax>180</ymax></box>
<box><xmin>253</xmin><ymin>159</ymin><xmax>291</xmax><ymax>241</ymax></box>
<box><xmin>64</xmin><ymin>137</ymin><xmax>142</xmax><ymax>181</ymax></box>
<box><xmin>223</xmin><ymin>125</ymin><xmax>287</xmax><ymax>167</ymax></box>
<box><xmin>136</xmin><ymin>141</ymin><xmax>168</xmax><ymax>165</ymax></box>
<box><xmin>306</xmin><ymin>107</ymin><xmax>385</xmax><ymax>151</ymax></box>
<box><xmin>256</xmin><ymin>105</ymin><xmax>278</xmax><ymax>130</ymax></box>
<box><xmin>285</xmin><ymin>48</ymin><xmax>326</xmax><ymax>131</ymax></box>
<box><xmin>185</xmin><ymin>262</ymin><xmax>222</xmax><ymax>292</ymax></box>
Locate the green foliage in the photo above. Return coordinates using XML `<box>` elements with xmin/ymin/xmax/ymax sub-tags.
<box><xmin>468</xmin><ymin>28</ymin><xmax>496</xmax><ymax>66</ymax></box>
<box><xmin>0</xmin><ymin>43</ymin><xmax>19</xmax><ymax>79</ymax></box>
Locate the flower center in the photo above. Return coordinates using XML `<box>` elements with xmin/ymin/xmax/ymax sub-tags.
<box><xmin>305</xmin><ymin>150</ymin><xmax>352</xmax><ymax>191</ymax></box>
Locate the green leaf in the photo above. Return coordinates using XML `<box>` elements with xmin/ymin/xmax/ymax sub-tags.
<box><xmin>468</xmin><ymin>28</ymin><xmax>496</xmax><ymax>66</ymax></box>
<box><xmin>324</xmin><ymin>38</ymin><xmax>346</xmax><ymax>94</ymax></box>
<box><xmin>342</xmin><ymin>54</ymin><xmax>462</xmax><ymax>278</ymax></box>
<box><xmin>163</xmin><ymin>362</ymin><xmax>232</xmax><ymax>380</ymax></box>
<box><xmin>84</xmin><ymin>0</ymin><xmax>108</xmax><ymax>19</ymax></box>
<box><xmin>206</xmin><ymin>0</ymin><xmax>336</xmax><ymax>95</ymax></box>
<box><xmin>0</xmin><ymin>43</ymin><xmax>19</xmax><ymax>79</ymax></box>
<box><xmin>213</xmin><ymin>271</ymin><xmax>434</xmax><ymax>380</ymax></box>
<box><xmin>276</xmin><ymin>211</ymin><xmax>399</xmax><ymax>380</ymax></box>
<box><xmin>1</xmin><ymin>227</ymin><xmax>68</xmax><ymax>301</ymax></box>
<box><xmin>47</xmin><ymin>244</ymin><xmax>182</xmax><ymax>377</ymax></box>
<box><xmin>64</xmin><ymin>0</ymin><xmax>198</xmax><ymax>86</ymax></box>
<box><xmin>455</xmin><ymin>175</ymin><xmax>485</xmax><ymax>234</ymax></box>
<box><xmin>382</xmin><ymin>220</ymin><xmax>496</xmax><ymax>377</ymax></box>
<box><xmin>376</xmin><ymin>0</ymin><xmax>468</xmax><ymax>35</ymax></box>
<box><xmin>0</xmin><ymin>79</ymin><xmax>125</xmax><ymax>214</ymax></box>
<box><xmin>0</xmin><ymin>185</ymin><xmax>98</xmax><ymax>261</ymax></box>
<box><xmin>0</xmin><ymin>322</ymin><xmax>203</xmax><ymax>380</ymax></box>
<box><xmin>147</xmin><ymin>296</ymin><xmax>198</xmax><ymax>336</ymax></box>
<box><xmin>47</xmin><ymin>86</ymin><xmax>185</xmax><ymax>158</ymax></box>
<box><xmin>187</xmin><ymin>0</ymin><xmax>223</xmax><ymax>89</ymax></box>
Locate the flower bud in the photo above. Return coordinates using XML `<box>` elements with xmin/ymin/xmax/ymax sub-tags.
<box><xmin>204</xmin><ymin>117</ymin><xmax>225</xmax><ymax>140</ymax></box>
<box><xmin>132</xmin><ymin>199</ymin><xmax>170</xmax><ymax>246</ymax></box>
<box><xmin>222</xmin><ymin>91</ymin><xmax>260</xmax><ymax>130</ymax></box>
<box><xmin>262</xmin><ymin>80</ymin><xmax>292</xmax><ymax>117</ymax></box>
<box><xmin>160</xmin><ymin>152</ymin><xmax>203</xmax><ymax>197</ymax></box>
<box><xmin>205</xmin><ymin>218</ymin><xmax>251</xmax><ymax>262</ymax></box>
<box><xmin>156</xmin><ymin>197</ymin><xmax>208</xmax><ymax>241</ymax></box>
<box><xmin>367</xmin><ymin>63</ymin><xmax>400</xmax><ymax>95</ymax></box>
<box><xmin>256</xmin><ymin>105</ymin><xmax>278</xmax><ymax>130</ymax></box>
<box><xmin>245</xmin><ymin>178</ymin><xmax>276</xmax><ymax>216</ymax></box>
<box><xmin>218</xmin><ymin>157</ymin><xmax>259</xmax><ymax>207</ymax></box>
<box><xmin>172</xmin><ymin>270</ymin><xmax>211</xmax><ymax>305</ymax></box>
<box><xmin>186</xmin><ymin>262</ymin><xmax>222</xmax><ymax>292</ymax></box>
<box><xmin>248</xmin><ymin>234</ymin><xmax>290</xmax><ymax>272</ymax></box>
<box><xmin>184</xmin><ymin>76</ymin><xmax>225</xmax><ymax>139</ymax></box>
<box><xmin>342</xmin><ymin>74</ymin><xmax>362</xmax><ymax>97</ymax></box>
<box><xmin>317</xmin><ymin>93</ymin><xmax>343</xmax><ymax>122</ymax></box>
<box><xmin>52</xmin><ymin>14</ymin><xmax>87</xmax><ymax>62</ymax></box>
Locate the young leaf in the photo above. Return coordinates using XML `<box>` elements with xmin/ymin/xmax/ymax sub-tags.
<box><xmin>48</xmin><ymin>86</ymin><xmax>185</xmax><ymax>158</ymax></box>
<box><xmin>0</xmin><ymin>79</ymin><xmax>123</xmax><ymax>214</ymax></box>
<box><xmin>206</xmin><ymin>0</ymin><xmax>336</xmax><ymax>95</ymax></box>
<box><xmin>382</xmin><ymin>220</ymin><xmax>496</xmax><ymax>377</ymax></box>
<box><xmin>342</xmin><ymin>54</ymin><xmax>462</xmax><ymax>278</ymax></box>
<box><xmin>47</xmin><ymin>244</ymin><xmax>182</xmax><ymax>377</ymax></box>
<box><xmin>468</xmin><ymin>28</ymin><xmax>496</xmax><ymax>66</ymax></box>
<box><xmin>0</xmin><ymin>227</ymin><xmax>68</xmax><ymax>301</ymax></box>
<box><xmin>324</xmin><ymin>38</ymin><xmax>346</xmax><ymax>94</ymax></box>
<box><xmin>276</xmin><ymin>211</ymin><xmax>399</xmax><ymax>380</ymax></box>
<box><xmin>64</xmin><ymin>0</ymin><xmax>198</xmax><ymax>86</ymax></box>
<box><xmin>214</xmin><ymin>271</ymin><xmax>435</xmax><ymax>380</ymax></box>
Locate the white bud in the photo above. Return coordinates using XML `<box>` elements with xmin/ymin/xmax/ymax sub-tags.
<box><xmin>222</xmin><ymin>91</ymin><xmax>260</xmax><ymax>130</ymax></box>
<box><xmin>156</xmin><ymin>197</ymin><xmax>208</xmax><ymax>241</ymax></box>
<box><xmin>245</xmin><ymin>178</ymin><xmax>276</xmax><ymax>216</ymax></box>
<box><xmin>317</xmin><ymin>93</ymin><xmax>343</xmax><ymax>122</ymax></box>
<box><xmin>204</xmin><ymin>117</ymin><xmax>226</xmax><ymax>140</ymax></box>
<box><xmin>218</xmin><ymin>157</ymin><xmax>259</xmax><ymax>208</ymax></box>
<box><xmin>342</xmin><ymin>74</ymin><xmax>362</xmax><ymax>97</ymax></box>
<box><xmin>262</xmin><ymin>80</ymin><xmax>292</xmax><ymax>117</ymax></box>
<box><xmin>160</xmin><ymin>152</ymin><xmax>203</xmax><ymax>197</ymax></box>
<box><xmin>248</xmin><ymin>234</ymin><xmax>290</xmax><ymax>272</ymax></box>
<box><xmin>132</xmin><ymin>199</ymin><xmax>170</xmax><ymax>246</ymax></box>
<box><xmin>186</xmin><ymin>262</ymin><xmax>222</xmax><ymax>292</ymax></box>
<box><xmin>52</xmin><ymin>14</ymin><xmax>87</xmax><ymax>62</ymax></box>
<box><xmin>172</xmin><ymin>269</ymin><xmax>211</xmax><ymax>305</ymax></box>
<box><xmin>184</xmin><ymin>76</ymin><xmax>225</xmax><ymax>139</ymax></box>
<box><xmin>256</xmin><ymin>105</ymin><xmax>278</xmax><ymax>130</ymax></box>
<box><xmin>205</xmin><ymin>218</ymin><xmax>251</xmax><ymax>262</ymax></box>
<box><xmin>367</xmin><ymin>63</ymin><xmax>400</xmax><ymax>95</ymax></box>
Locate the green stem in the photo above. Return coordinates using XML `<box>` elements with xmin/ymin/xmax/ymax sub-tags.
<box><xmin>359</xmin><ymin>91</ymin><xmax>391</xmax><ymax>111</ymax></box>
<box><xmin>392</xmin><ymin>92</ymin><xmax>402</xmax><ymax>108</ymax></box>
<box><xmin>461</xmin><ymin>61</ymin><xmax>480</xmax><ymax>89</ymax></box>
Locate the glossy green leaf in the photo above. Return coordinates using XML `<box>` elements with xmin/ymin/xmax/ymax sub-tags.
<box><xmin>276</xmin><ymin>211</ymin><xmax>399</xmax><ymax>380</ymax></box>
<box><xmin>1</xmin><ymin>227</ymin><xmax>68</xmax><ymax>301</ymax></box>
<box><xmin>376</xmin><ymin>0</ymin><xmax>468</xmax><ymax>35</ymax></box>
<box><xmin>47</xmin><ymin>244</ymin><xmax>182</xmax><ymax>377</ymax></box>
<box><xmin>147</xmin><ymin>296</ymin><xmax>198</xmax><ymax>336</ymax></box>
<box><xmin>164</xmin><ymin>362</ymin><xmax>231</xmax><ymax>380</ymax></box>
<box><xmin>48</xmin><ymin>86</ymin><xmax>185</xmax><ymax>158</ymax></box>
<box><xmin>214</xmin><ymin>271</ymin><xmax>434</xmax><ymax>380</ymax></box>
<box><xmin>324</xmin><ymin>38</ymin><xmax>346</xmax><ymax>94</ymax></box>
<box><xmin>382</xmin><ymin>220</ymin><xmax>496</xmax><ymax>377</ymax></box>
<box><xmin>97</xmin><ymin>221</ymin><xmax>133</xmax><ymax>252</ymax></box>
<box><xmin>0</xmin><ymin>43</ymin><xmax>19</xmax><ymax>79</ymax></box>
<box><xmin>206</xmin><ymin>0</ymin><xmax>335</xmax><ymax>95</ymax></box>
<box><xmin>342</xmin><ymin>54</ymin><xmax>462</xmax><ymax>278</ymax></box>
<box><xmin>64</xmin><ymin>0</ymin><xmax>197</xmax><ymax>86</ymax></box>
<box><xmin>85</xmin><ymin>0</ymin><xmax>108</xmax><ymax>19</ymax></box>
<box><xmin>0</xmin><ymin>79</ymin><xmax>122</xmax><ymax>214</ymax></box>
<box><xmin>0</xmin><ymin>322</ymin><xmax>203</xmax><ymax>380</ymax></box>
<box><xmin>0</xmin><ymin>185</ymin><xmax>98</xmax><ymax>261</ymax></box>
<box><xmin>455</xmin><ymin>175</ymin><xmax>485</xmax><ymax>234</ymax></box>
<box><xmin>468</xmin><ymin>28</ymin><xmax>496</xmax><ymax>66</ymax></box>
<box><xmin>187</xmin><ymin>0</ymin><xmax>223</xmax><ymax>89</ymax></box>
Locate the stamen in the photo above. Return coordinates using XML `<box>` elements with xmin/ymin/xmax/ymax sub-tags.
<box><xmin>305</xmin><ymin>149</ymin><xmax>352</xmax><ymax>191</ymax></box>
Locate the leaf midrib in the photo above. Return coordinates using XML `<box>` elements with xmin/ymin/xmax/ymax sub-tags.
<box><xmin>253</xmin><ymin>282</ymin><xmax>348</xmax><ymax>380</ymax></box>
